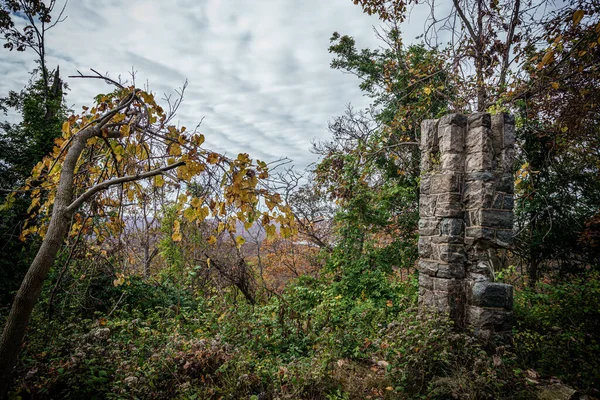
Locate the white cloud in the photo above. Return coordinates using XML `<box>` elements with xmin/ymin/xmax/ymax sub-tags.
<box><xmin>0</xmin><ymin>0</ymin><xmax>428</xmax><ymax>170</ymax></box>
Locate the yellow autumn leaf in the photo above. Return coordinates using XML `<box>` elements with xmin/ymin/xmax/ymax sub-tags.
<box><xmin>169</xmin><ymin>143</ymin><xmax>182</xmax><ymax>156</ymax></box>
<box><xmin>121</xmin><ymin>124</ymin><xmax>130</xmax><ymax>137</ymax></box>
<box><xmin>172</xmin><ymin>220</ymin><xmax>182</xmax><ymax>240</ymax></box>
<box><xmin>183</xmin><ymin>207</ymin><xmax>196</xmax><ymax>222</ymax></box>
<box><xmin>207</xmin><ymin>235</ymin><xmax>217</xmax><ymax>245</ymax></box>
<box><xmin>551</xmin><ymin>82</ymin><xmax>559</xmax><ymax>89</ymax></box>
<box><xmin>195</xmin><ymin>206</ymin><xmax>209</xmax><ymax>222</ymax></box>
<box><xmin>265</xmin><ymin>224</ymin><xmax>277</xmax><ymax>240</ymax></box>
<box><xmin>191</xmin><ymin>197</ymin><xmax>202</xmax><ymax>208</ymax></box>
<box><xmin>207</xmin><ymin>152</ymin><xmax>220</xmax><ymax>164</ymax></box>
<box><xmin>154</xmin><ymin>174</ymin><xmax>165</xmax><ymax>187</ymax></box>
<box><xmin>265</xmin><ymin>198</ymin><xmax>278</xmax><ymax>211</ymax></box>
<box><xmin>235</xmin><ymin>236</ymin><xmax>246</xmax><ymax>248</ymax></box>
<box><xmin>61</xmin><ymin>120</ymin><xmax>70</xmax><ymax>135</ymax></box>
<box><xmin>573</xmin><ymin>10</ymin><xmax>584</xmax><ymax>25</ymax></box>
<box><xmin>171</xmin><ymin>232</ymin><xmax>183</xmax><ymax>242</ymax></box>
<box><xmin>192</xmin><ymin>134</ymin><xmax>205</xmax><ymax>146</ymax></box>
<box><xmin>423</xmin><ymin>87</ymin><xmax>432</xmax><ymax>95</ymax></box>
<box><xmin>237</xmin><ymin>153</ymin><xmax>251</xmax><ymax>163</ymax></box>
<box><xmin>541</xmin><ymin>50</ymin><xmax>554</xmax><ymax>66</ymax></box>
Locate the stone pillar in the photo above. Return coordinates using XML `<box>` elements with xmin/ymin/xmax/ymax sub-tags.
<box><xmin>418</xmin><ymin>113</ymin><xmax>514</xmax><ymax>337</ymax></box>
<box><xmin>418</xmin><ymin>114</ymin><xmax>467</xmax><ymax>325</ymax></box>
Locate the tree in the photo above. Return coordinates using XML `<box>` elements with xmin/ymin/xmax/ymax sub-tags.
<box><xmin>511</xmin><ymin>2</ymin><xmax>600</xmax><ymax>281</ymax></box>
<box><xmin>350</xmin><ymin>0</ymin><xmax>600</xmax><ymax>284</ymax></box>
<box><xmin>0</xmin><ymin>0</ymin><xmax>67</xmax><ymax>305</ymax></box>
<box><xmin>0</xmin><ymin>0</ymin><xmax>67</xmax><ymax>101</ymax></box>
<box><xmin>312</xmin><ymin>22</ymin><xmax>452</xmax><ymax>296</ymax></box>
<box><xmin>353</xmin><ymin>0</ymin><xmax>563</xmax><ymax>111</ymax></box>
<box><xmin>0</xmin><ymin>72</ymin><xmax>295</xmax><ymax>396</ymax></box>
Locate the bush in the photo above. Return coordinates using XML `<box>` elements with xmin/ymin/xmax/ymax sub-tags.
<box><xmin>513</xmin><ymin>270</ymin><xmax>600</xmax><ymax>392</ymax></box>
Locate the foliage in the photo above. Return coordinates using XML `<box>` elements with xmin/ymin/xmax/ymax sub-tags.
<box><xmin>1</xmin><ymin>1</ymin><xmax>600</xmax><ymax>398</ymax></box>
<box><xmin>0</xmin><ymin>0</ymin><xmax>68</xmax><ymax>310</ymax></box>
<box><xmin>512</xmin><ymin>3</ymin><xmax>600</xmax><ymax>281</ymax></box>
<box><xmin>314</xmin><ymin>28</ymin><xmax>451</xmax><ymax>298</ymax></box>
<box><xmin>8</xmin><ymin>268</ymin><xmax>536</xmax><ymax>399</ymax></box>
<box><xmin>0</xmin><ymin>67</ymin><xmax>66</xmax><ymax>306</ymax></box>
<box><xmin>513</xmin><ymin>270</ymin><xmax>600</xmax><ymax>391</ymax></box>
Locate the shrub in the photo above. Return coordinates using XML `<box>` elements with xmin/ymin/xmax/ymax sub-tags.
<box><xmin>513</xmin><ymin>270</ymin><xmax>600</xmax><ymax>392</ymax></box>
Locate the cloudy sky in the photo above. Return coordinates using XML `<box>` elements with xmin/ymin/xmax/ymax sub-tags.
<box><xmin>0</xmin><ymin>0</ymin><xmax>434</xmax><ymax>171</ymax></box>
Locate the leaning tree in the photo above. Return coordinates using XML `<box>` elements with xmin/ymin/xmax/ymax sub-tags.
<box><xmin>0</xmin><ymin>71</ymin><xmax>295</xmax><ymax>396</ymax></box>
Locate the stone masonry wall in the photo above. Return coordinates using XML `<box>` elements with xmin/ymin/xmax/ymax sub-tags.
<box><xmin>418</xmin><ymin>112</ymin><xmax>514</xmax><ymax>338</ymax></box>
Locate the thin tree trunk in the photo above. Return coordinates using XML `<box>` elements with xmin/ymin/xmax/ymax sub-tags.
<box><xmin>0</xmin><ymin>209</ymin><xmax>72</xmax><ymax>398</ymax></box>
<box><xmin>0</xmin><ymin>90</ymin><xmax>181</xmax><ymax>398</ymax></box>
<box><xmin>0</xmin><ymin>127</ymin><xmax>91</xmax><ymax>398</ymax></box>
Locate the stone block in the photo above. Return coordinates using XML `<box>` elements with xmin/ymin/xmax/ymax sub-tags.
<box><xmin>419</xmin><ymin>273</ymin><xmax>434</xmax><ymax>290</ymax></box>
<box><xmin>436</xmin><ymin>192</ymin><xmax>462</xmax><ymax>204</ymax></box>
<box><xmin>435</xmin><ymin>202</ymin><xmax>463</xmax><ymax>218</ymax></box>
<box><xmin>466</xmin><ymin>126</ymin><xmax>492</xmax><ymax>154</ymax></box>
<box><xmin>420</xmin><ymin>274</ymin><xmax>464</xmax><ymax>294</ymax></box>
<box><xmin>418</xmin><ymin>259</ymin><xmax>441</xmax><ymax>277</ymax></box>
<box><xmin>467</xmin><ymin>272</ymin><xmax>489</xmax><ymax>282</ymax></box>
<box><xmin>491</xmin><ymin>114</ymin><xmax>504</xmax><ymax>156</ymax></box>
<box><xmin>418</xmin><ymin>217</ymin><xmax>440</xmax><ymax>236</ymax></box>
<box><xmin>465</xmin><ymin>171</ymin><xmax>495</xmax><ymax>183</ymax></box>
<box><xmin>491</xmin><ymin>113</ymin><xmax>516</xmax><ymax>151</ymax></box>
<box><xmin>439</xmin><ymin>113</ymin><xmax>467</xmax><ymax>128</ymax></box>
<box><xmin>466</xmin><ymin>261</ymin><xmax>494</xmax><ymax>277</ymax></box>
<box><xmin>467</xmin><ymin>306</ymin><xmax>514</xmax><ymax>332</ymax></box>
<box><xmin>436</xmin><ymin>262</ymin><xmax>466</xmax><ymax>279</ymax></box>
<box><xmin>439</xmin><ymin>124</ymin><xmax>465</xmax><ymax>153</ymax></box>
<box><xmin>419</xmin><ymin>194</ymin><xmax>437</xmax><ymax>217</ymax></box>
<box><xmin>421</xmin><ymin>119</ymin><xmax>439</xmax><ymax>150</ymax></box>
<box><xmin>492</xmin><ymin>193</ymin><xmax>504</xmax><ymax>209</ymax></box>
<box><xmin>440</xmin><ymin>218</ymin><xmax>464</xmax><ymax>236</ymax></box>
<box><xmin>468</xmin><ymin>112</ymin><xmax>491</xmax><ymax>129</ymax></box>
<box><xmin>465</xmin><ymin>226</ymin><xmax>495</xmax><ymax>241</ymax></box>
<box><xmin>430</xmin><ymin>234</ymin><xmax>463</xmax><ymax>244</ymax></box>
<box><xmin>419</xmin><ymin>288</ymin><xmax>451</xmax><ymax>313</ymax></box>
<box><xmin>502</xmin><ymin>113</ymin><xmax>516</xmax><ymax>147</ymax></box>
<box><xmin>463</xmin><ymin>181</ymin><xmax>494</xmax><ymax>208</ymax></box>
<box><xmin>437</xmin><ymin>243</ymin><xmax>467</xmax><ymax>263</ymax></box>
<box><xmin>502</xmin><ymin>148</ymin><xmax>515</xmax><ymax>172</ymax></box>
<box><xmin>430</xmin><ymin>173</ymin><xmax>462</xmax><ymax>194</ymax></box>
<box><xmin>466</xmin><ymin>151</ymin><xmax>493</xmax><ymax>172</ymax></box>
<box><xmin>441</xmin><ymin>152</ymin><xmax>465</xmax><ymax>171</ymax></box>
<box><xmin>494</xmin><ymin>229</ymin><xmax>513</xmax><ymax>247</ymax></box>
<box><xmin>478</xmin><ymin>209</ymin><xmax>513</xmax><ymax>229</ymax></box>
<box><xmin>502</xmin><ymin>195</ymin><xmax>514</xmax><ymax>210</ymax></box>
<box><xmin>471</xmin><ymin>282</ymin><xmax>513</xmax><ymax>310</ymax></box>
<box><xmin>418</xmin><ymin>236</ymin><xmax>433</xmax><ymax>258</ymax></box>
<box><xmin>420</xmin><ymin>175</ymin><xmax>431</xmax><ymax>195</ymax></box>
<box><xmin>496</xmin><ymin>173</ymin><xmax>514</xmax><ymax>194</ymax></box>
<box><xmin>504</xmin><ymin>122</ymin><xmax>516</xmax><ymax>148</ymax></box>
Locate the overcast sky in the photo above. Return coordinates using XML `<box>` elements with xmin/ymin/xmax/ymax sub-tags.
<box><xmin>0</xmin><ymin>0</ymin><xmax>435</xmax><ymax>171</ymax></box>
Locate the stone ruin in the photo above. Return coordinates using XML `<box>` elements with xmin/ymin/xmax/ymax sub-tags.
<box><xmin>418</xmin><ymin>112</ymin><xmax>515</xmax><ymax>339</ymax></box>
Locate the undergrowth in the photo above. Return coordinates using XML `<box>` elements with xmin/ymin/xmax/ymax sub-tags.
<box><xmin>7</xmin><ymin>264</ymin><xmax>563</xmax><ymax>400</ymax></box>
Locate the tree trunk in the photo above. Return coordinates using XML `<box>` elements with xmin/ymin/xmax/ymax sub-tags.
<box><xmin>0</xmin><ymin>210</ymin><xmax>72</xmax><ymax>398</ymax></box>
<box><xmin>0</xmin><ymin>128</ymin><xmax>92</xmax><ymax>398</ymax></box>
